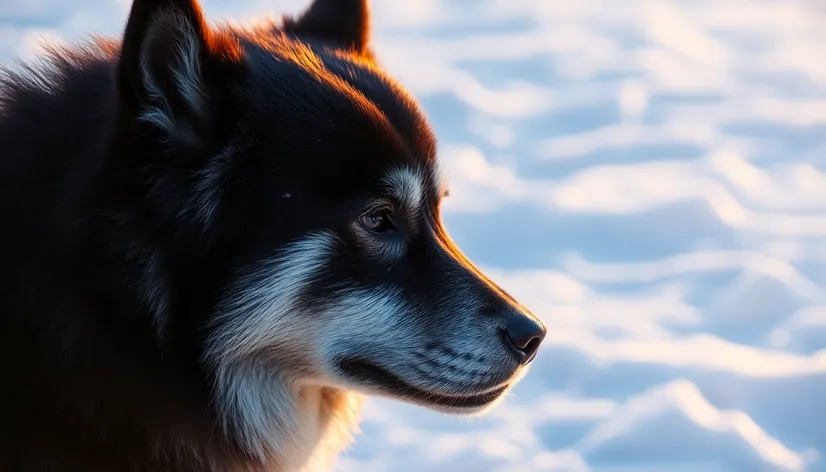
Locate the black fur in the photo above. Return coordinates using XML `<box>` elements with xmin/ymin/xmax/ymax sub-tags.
<box><xmin>0</xmin><ymin>1</ymin><xmax>434</xmax><ymax>470</ymax></box>
<box><xmin>0</xmin><ymin>0</ymin><xmax>543</xmax><ymax>470</ymax></box>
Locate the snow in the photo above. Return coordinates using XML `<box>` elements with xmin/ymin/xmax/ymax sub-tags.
<box><xmin>578</xmin><ymin>380</ymin><xmax>804</xmax><ymax>471</ymax></box>
<box><xmin>2</xmin><ymin>0</ymin><xmax>825</xmax><ymax>471</ymax></box>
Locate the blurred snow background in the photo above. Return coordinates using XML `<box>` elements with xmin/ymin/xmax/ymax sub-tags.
<box><xmin>2</xmin><ymin>0</ymin><xmax>825</xmax><ymax>471</ymax></box>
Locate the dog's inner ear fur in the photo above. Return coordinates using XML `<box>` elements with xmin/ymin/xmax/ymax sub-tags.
<box><xmin>118</xmin><ymin>0</ymin><xmax>213</xmax><ymax>139</ymax></box>
<box><xmin>284</xmin><ymin>0</ymin><xmax>372</xmax><ymax>55</ymax></box>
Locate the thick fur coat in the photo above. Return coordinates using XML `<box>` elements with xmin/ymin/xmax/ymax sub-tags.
<box><xmin>0</xmin><ymin>1</ymin><xmax>546</xmax><ymax>471</ymax></box>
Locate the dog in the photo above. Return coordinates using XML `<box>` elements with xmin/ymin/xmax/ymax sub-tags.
<box><xmin>0</xmin><ymin>0</ymin><xmax>546</xmax><ymax>470</ymax></box>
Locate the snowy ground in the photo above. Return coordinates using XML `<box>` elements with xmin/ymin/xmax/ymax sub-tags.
<box><xmin>2</xmin><ymin>1</ymin><xmax>825</xmax><ymax>471</ymax></box>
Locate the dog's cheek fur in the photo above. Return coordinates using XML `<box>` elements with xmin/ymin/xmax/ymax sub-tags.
<box><xmin>207</xmin><ymin>232</ymin><xmax>336</xmax><ymax>364</ymax></box>
<box><xmin>317</xmin><ymin>287</ymin><xmax>413</xmax><ymax>370</ymax></box>
<box><xmin>204</xmin><ymin>231</ymin><xmax>364</xmax><ymax>467</ymax></box>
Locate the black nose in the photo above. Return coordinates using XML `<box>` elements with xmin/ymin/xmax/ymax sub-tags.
<box><xmin>502</xmin><ymin>315</ymin><xmax>546</xmax><ymax>365</ymax></box>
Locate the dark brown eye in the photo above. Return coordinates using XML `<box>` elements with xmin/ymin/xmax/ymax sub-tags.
<box><xmin>359</xmin><ymin>209</ymin><xmax>395</xmax><ymax>233</ymax></box>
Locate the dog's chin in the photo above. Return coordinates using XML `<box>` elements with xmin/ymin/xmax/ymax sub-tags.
<box><xmin>336</xmin><ymin>358</ymin><xmax>510</xmax><ymax>414</ymax></box>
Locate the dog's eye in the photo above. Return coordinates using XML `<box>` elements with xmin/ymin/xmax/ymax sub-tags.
<box><xmin>359</xmin><ymin>210</ymin><xmax>395</xmax><ymax>233</ymax></box>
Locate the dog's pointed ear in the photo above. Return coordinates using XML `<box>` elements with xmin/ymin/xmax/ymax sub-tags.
<box><xmin>118</xmin><ymin>0</ymin><xmax>213</xmax><ymax>139</ymax></box>
<box><xmin>284</xmin><ymin>0</ymin><xmax>371</xmax><ymax>54</ymax></box>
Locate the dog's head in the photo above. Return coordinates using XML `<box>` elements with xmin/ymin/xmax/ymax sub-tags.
<box><xmin>116</xmin><ymin>0</ymin><xmax>545</xmax><ymax>455</ymax></box>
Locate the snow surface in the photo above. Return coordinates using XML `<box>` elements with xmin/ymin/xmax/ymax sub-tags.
<box><xmin>2</xmin><ymin>1</ymin><xmax>825</xmax><ymax>471</ymax></box>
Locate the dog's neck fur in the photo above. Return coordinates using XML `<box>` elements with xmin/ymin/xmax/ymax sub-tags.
<box><xmin>151</xmin><ymin>381</ymin><xmax>363</xmax><ymax>472</ymax></box>
<box><xmin>268</xmin><ymin>386</ymin><xmax>363</xmax><ymax>472</ymax></box>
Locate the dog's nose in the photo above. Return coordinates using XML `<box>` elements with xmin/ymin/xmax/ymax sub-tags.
<box><xmin>502</xmin><ymin>315</ymin><xmax>546</xmax><ymax>365</ymax></box>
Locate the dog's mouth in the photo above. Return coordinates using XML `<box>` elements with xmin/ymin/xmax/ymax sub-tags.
<box><xmin>338</xmin><ymin>358</ymin><xmax>508</xmax><ymax>409</ymax></box>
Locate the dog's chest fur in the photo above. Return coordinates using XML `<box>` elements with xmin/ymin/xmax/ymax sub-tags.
<box><xmin>275</xmin><ymin>389</ymin><xmax>364</xmax><ymax>472</ymax></box>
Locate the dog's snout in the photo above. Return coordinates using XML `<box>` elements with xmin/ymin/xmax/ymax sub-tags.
<box><xmin>502</xmin><ymin>315</ymin><xmax>546</xmax><ymax>365</ymax></box>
